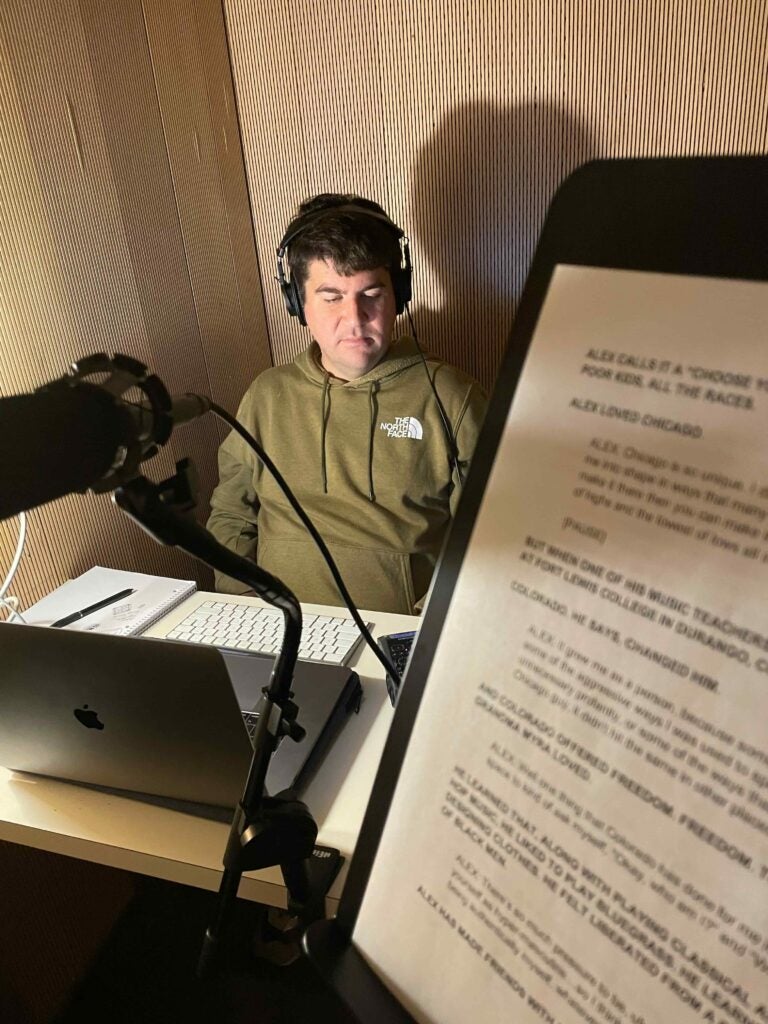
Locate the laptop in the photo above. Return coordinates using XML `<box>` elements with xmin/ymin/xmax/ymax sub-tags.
<box><xmin>0</xmin><ymin>622</ymin><xmax>362</xmax><ymax>811</ymax></box>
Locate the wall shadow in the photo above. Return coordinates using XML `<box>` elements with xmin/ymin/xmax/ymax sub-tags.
<box><xmin>407</xmin><ymin>101</ymin><xmax>597</xmax><ymax>392</ymax></box>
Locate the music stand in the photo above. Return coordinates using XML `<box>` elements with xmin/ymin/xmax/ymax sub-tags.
<box><xmin>303</xmin><ymin>156</ymin><xmax>768</xmax><ymax>1022</ymax></box>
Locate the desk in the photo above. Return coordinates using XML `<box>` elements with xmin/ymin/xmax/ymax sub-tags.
<box><xmin>0</xmin><ymin>599</ymin><xmax>418</xmax><ymax>911</ymax></box>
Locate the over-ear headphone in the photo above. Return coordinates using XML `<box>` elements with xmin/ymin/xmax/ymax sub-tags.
<box><xmin>275</xmin><ymin>204</ymin><xmax>412</xmax><ymax>326</ymax></box>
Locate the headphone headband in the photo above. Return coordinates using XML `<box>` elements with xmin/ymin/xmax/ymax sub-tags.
<box><xmin>277</xmin><ymin>204</ymin><xmax>405</xmax><ymax>255</ymax></box>
<box><xmin>276</xmin><ymin>203</ymin><xmax>412</xmax><ymax>325</ymax></box>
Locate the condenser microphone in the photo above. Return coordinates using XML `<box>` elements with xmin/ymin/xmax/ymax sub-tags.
<box><xmin>0</xmin><ymin>353</ymin><xmax>210</xmax><ymax>521</ymax></box>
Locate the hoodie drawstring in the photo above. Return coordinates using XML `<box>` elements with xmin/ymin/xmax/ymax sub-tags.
<box><xmin>320</xmin><ymin>376</ymin><xmax>330</xmax><ymax>494</ymax></box>
<box><xmin>319</xmin><ymin>373</ymin><xmax>378</xmax><ymax>501</ymax></box>
<box><xmin>367</xmin><ymin>381</ymin><xmax>378</xmax><ymax>502</ymax></box>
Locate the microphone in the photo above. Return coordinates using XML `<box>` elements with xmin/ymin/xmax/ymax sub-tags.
<box><xmin>0</xmin><ymin>353</ymin><xmax>210</xmax><ymax>521</ymax></box>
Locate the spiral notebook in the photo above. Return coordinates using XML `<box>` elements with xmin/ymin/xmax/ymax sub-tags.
<box><xmin>23</xmin><ymin>566</ymin><xmax>197</xmax><ymax>637</ymax></box>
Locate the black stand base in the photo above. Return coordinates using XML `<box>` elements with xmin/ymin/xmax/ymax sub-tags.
<box><xmin>303</xmin><ymin>919</ymin><xmax>416</xmax><ymax>1024</ymax></box>
<box><xmin>253</xmin><ymin>846</ymin><xmax>344</xmax><ymax>966</ymax></box>
<box><xmin>198</xmin><ymin>844</ymin><xmax>343</xmax><ymax>978</ymax></box>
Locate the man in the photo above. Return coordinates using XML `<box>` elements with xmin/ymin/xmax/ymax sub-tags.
<box><xmin>206</xmin><ymin>194</ymin><xmax>487</xmax><ymax>614</ymax></box>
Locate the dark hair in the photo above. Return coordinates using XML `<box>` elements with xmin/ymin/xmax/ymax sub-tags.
<box><xmin>284</xmin><ymin>194</ymin><xmax>402</xmax><ymax>299</ymax></box>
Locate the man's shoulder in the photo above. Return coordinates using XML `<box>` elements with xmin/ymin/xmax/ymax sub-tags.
<box><xmin>382</xmin><ymin>360</ymin><xmax>486</xmax><ymax>435</ymax></box>
<box><xmin>231</xmin><ymin>363</ymin><xmax>300</xmax><ymax>430</ymax></box>
<box><xmin>241</xmin><ymin>353</ymin><xmax>312</xmax><ymax>398</ymax></box>
<box><xmin>382</xmin><ymin>353</ymin><xmax>485</xmax><ymax>407</ymax></box>
<box><xmin>426</xmin><ymin>357</ymin><xmax>479</xmax><ymax>384</ymax></box>
<box><xmin>422</xmin><ymin>357</ymin><xmax>486</xmax><ymax>402</ymax></box>
<box><xmin>382</xmin><ymin>342</ymin><xmax>477</xmax><ymax>390</ymax></box>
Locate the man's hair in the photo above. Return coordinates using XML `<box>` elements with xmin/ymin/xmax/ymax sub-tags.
<box><xmin>284</xmin><ymin>193</ymin><xmax>402</xmax><ymax>299</ymax></box>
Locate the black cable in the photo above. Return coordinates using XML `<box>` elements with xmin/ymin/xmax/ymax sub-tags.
<box><xmin>209</xmin><ymin>403</ymin><xmax>401</xmax><ymax>687</ymax></box>
<box><xmin>404</xmin><ymin>304</ymin><xmax>465</xmax><ymax>487</ymax></box>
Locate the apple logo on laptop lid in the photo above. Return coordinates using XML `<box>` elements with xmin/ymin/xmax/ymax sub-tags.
<box><xmin>73</xmin><ymin>705</ymin><xmax>104</xmax><ymax>730</ymax></box>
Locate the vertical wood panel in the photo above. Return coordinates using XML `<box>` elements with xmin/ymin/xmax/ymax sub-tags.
<box><xmin>141</xmin><ymin>0</ymin><xmax>270</xmax><ymax>413</ymax></box>
<box><xmin>1</xmin><ymin>2</ymin><xmax>147</xmax><ymax>357</ymax></box>
<box><xmin>194</xmin><ymin>0</ymin><xmax>270</xmax><ymax>381</ymax></box>
<box><xmin>225</xmin><ymin>0</ymin><xmax>768</xmax><ymax>390</ymax></box>
<box><xmin>78</xmin><ymin>0</ymin><xmax>206</xmax><ymax>391</ymax></box>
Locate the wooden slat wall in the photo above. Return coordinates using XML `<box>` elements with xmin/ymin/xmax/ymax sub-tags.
<box><xmin>224</xmin><ymin>0</ymin><xmax>768</xmax><ymax>387</ymax></box>
<box><xmin>2</xmin><ymin>1</ymin><xmax>767</xmax><ymax>607</ymax></box>
<box><xmin>0</xmin><ymin>0</ymin><xmax>269</xmax><ymax>609</ymax></box>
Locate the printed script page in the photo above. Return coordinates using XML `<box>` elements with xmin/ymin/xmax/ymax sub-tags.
<box><xmin>353</xmin><ymin>267</ymin><xmax>768</xmax><ymax>1024</ymax></box>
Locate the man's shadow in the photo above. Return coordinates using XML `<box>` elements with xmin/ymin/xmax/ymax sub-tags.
<box><xmin>406</xmin><ymin>101</ymin><xmax>596</xmax><ymax>392</ymax></box>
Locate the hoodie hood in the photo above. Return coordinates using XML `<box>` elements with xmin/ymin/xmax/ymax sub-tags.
<box><xmin>295</xmin><ymin>335</ymin><xmax>426</xmax><ymax>389</ymax></box>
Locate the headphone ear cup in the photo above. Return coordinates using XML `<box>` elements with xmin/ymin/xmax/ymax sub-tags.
<box><xmin>393</xmin><ymin>238</ymin><xmax>413</xmax><ymax>314</ymax></box>
<box><xmin>392</xmin><ymin>272</ymin><xmax>406</xmax><ymax>314</ymax></box>
<box><xmin>279</xmin><ymin>279</ymin><xmax>297</xmax><ymax>318</ymax></box>
<box><xmin>280</xmin><ymin>280</ymin><xmax>306</xmax><ymax>326</ymax></box>
<box><xmin>277</xmin><ymin>248</ymin><xmax>307</xmax><ymax>325</ymax></box>
<box><xmin>290</xmin><ymin>278</ymin><xmax>307</xmax><ymax>326</ymax></box>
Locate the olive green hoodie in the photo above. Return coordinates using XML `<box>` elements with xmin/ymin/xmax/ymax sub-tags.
<box><xmin>207</xmin><ymin>337</ymin><xmax>487</xmax><ymax>614</ymax></box>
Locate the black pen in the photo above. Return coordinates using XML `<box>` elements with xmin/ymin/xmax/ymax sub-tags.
<box><xmin>51</xmin><ymin>588</ymin><xmax>136</xmax><ymax>628</ymax></box>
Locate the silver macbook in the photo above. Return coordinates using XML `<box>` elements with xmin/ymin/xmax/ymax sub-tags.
<box><xmin>0</xmin><ymin>622</ymin><xmax>362</xmax><ymax>811</ymax></box>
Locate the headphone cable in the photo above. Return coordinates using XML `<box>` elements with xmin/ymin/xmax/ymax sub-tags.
<box><xmin>209</xmin><ymin>403</ymin><xmax>401</xmax><ymax>687</ymax></box>
<box><xmin>404</xmin><ymin>304</ymin><xmax>464</xmax><ymax>488</ymax></box>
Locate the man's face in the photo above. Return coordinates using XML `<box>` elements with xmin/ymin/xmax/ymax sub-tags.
<box><xmin>301</xmin><ymin>259</ymin><xmax>397</xmax><ymax>381</ymax></box>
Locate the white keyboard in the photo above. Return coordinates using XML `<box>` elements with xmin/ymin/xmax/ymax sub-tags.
<box><xmin>164</xmin><ymin>600</ymin><xmax>367</xmax><ymax>666</ymax></box>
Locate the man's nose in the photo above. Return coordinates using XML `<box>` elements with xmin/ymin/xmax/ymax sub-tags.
<box><xmin>342</xmin><ymin>294</ymin><xmax>369</xmax><ymax>325</ymax></box>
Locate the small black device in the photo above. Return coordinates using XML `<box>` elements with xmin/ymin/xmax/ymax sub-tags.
<box><xmin>275</xmin><ymin>203</ymin><xmax>412</xmax><ymax>325</ymax></box>
<box><xmin>377</xmin><ymin>630</ymin><xmax>416</xmax><ymax>706</ymax></box>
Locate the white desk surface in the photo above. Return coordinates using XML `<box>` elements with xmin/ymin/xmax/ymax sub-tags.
<box><xmin>0</xmin><ymin>596</ymin><xmax>418</xmax><ymax>911</ymax></box>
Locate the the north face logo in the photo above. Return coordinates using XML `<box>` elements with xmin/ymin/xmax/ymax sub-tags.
<box><xmin>379</xmin><ymin>416</ymin><xmax>423</xmax><ymax>439</ymax></box>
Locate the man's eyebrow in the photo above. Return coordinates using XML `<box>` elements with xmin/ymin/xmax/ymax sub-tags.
<box><xmin>314</xmin><ymin>278</ymin><xmax>387</xmax><ymax>294</ymax></box>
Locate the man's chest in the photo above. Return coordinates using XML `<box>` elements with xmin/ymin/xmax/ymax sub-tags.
<box><xmin>252</xmin><ymin>390</ymin><xmax>452</xmax><ymax>503</ymax></box>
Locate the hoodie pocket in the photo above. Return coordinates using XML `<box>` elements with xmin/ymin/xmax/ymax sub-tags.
<box><xmin>258</xmin><ymin>535</ymin><xmax>417</xmax><ymax>615</ymax></box>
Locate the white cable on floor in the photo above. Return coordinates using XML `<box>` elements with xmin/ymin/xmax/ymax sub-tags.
<box><xmin>0</xmin><ymin>511</ymin><xmax>27</xmax><ymax>623</ymax></box>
